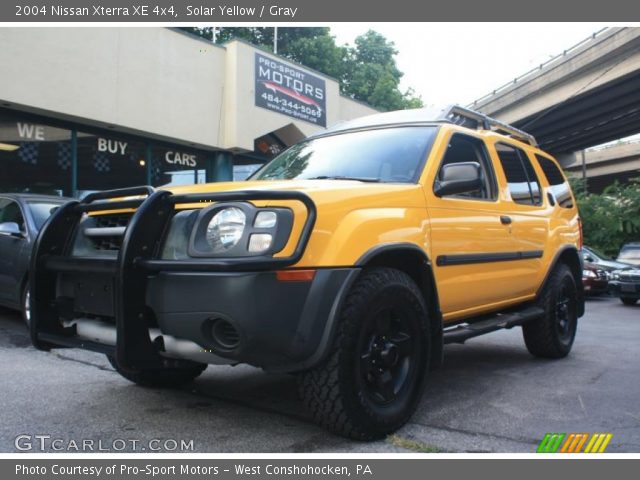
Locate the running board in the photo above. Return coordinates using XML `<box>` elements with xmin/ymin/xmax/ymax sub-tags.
<box><xmin>443</xmin><ymin>305</ymin><xmax>544</xmax><ymax>344</ymax></box>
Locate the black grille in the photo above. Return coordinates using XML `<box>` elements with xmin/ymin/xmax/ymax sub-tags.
<box><xmin>86</xmin><ymin>213</ymin><xmax>132</xmax><ymax>251</ymax></box>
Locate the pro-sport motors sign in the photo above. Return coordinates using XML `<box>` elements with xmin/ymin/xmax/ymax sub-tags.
<box><xmin>255</xmin><ymin>53</ymin><xmax>327</xmax><ymax>127</ymax></box>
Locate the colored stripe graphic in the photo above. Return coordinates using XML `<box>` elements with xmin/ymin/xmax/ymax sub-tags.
<box><xmin>538</xmin><ymin>433</ymin><xmax>613</xmax><ymax>453</ymax></box>
<box><xmin>537</xmin><ymin>433</ymin><xmax>566</xmax><ymax>453</ymax></box>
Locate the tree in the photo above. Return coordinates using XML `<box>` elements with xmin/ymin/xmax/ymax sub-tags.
<box><xmin>571</xmin><ymin>177</ymin><xmax>640</xmax><ymax>257</ymax></box>
<box><xmin>178</xmin><ymin>27</ymin><xmax>422</xmax><ymax>111</ymax></box>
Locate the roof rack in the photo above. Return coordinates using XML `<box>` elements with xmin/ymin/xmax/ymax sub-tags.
<box><xmin>439</xmin><ymin>105</ymin><xmax>538</xmax><ymax>147</ymax></box>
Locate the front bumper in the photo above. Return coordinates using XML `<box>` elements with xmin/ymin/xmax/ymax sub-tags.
<box><xmin>609</xmin><ymin>280</ymin><xmax>640</xmax><ymax>298</ymax></box>
<box><xmin>30</xmin><ymin>186</ymin><xmax>356</xmax><ymax>373</ymax></box>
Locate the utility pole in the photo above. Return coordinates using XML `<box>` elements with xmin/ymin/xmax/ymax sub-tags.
<box><xmin>274</xmin><ymin>27</ymin><xmax>278</xmax><ymax>54</ymax></box>
<box><xmin>581</xmin><ymin>149</ymin><xmax>588</xmax><ymax>192</ymax></box>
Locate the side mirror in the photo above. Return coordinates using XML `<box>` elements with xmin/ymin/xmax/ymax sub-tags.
<box><xmin>435</xmin><ymin>162</ymin><xmax>483</xmax><ymax>197</ymax></box>
<box><xmin>584</xmin><ymin>255</ymin><xmax>595</xmax><ymax>263</ymax></box>
<box><xmin>0</xmin><ymin>222</ymin><xmax>23</xmax><ymax>238</ymax></box>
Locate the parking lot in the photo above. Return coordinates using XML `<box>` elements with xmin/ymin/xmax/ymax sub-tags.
<box><xmin>0</xmin><ymin>296</ymin><xmax>638</xmax><ymax>453</ymax></box>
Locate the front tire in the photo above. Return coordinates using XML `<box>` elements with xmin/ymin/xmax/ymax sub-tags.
<box><xmin>107</xmin><ymin>356</ymin><xmax>206</xmax><ymax>388</ymax></box>
<box><xmin>621</xmin><ymin>297</ymin><xmax>638</xmax><ymax>306</ymax></box>
<box><xmin>523</xmin><ymin>263</ymin><xmax>578</xmax><ymax>358</ymax></box>
<box><xmin>298</xmin><ymin>267</ymin><xmax>430</xmax><ymax>440</ymax></box>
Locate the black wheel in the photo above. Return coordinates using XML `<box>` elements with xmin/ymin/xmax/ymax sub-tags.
<box><xmin>298</xmin><ymin>267</ymin><xmax>430</xmax><ymax>440</ymax></box>
<box><xmin>21</xmin><ymin>281</ymin><xmax>31</xmax><ymax>327</ymax></box>
<box><xmin>523</xmin><ymin>263</ymin><xmax>578</xmax><ymax>358</ymax></box>
<box><xmin>107</xmin><ymin>355</ymin><xmax>206</xmax><ymax>388</ymax></box>
<box><xmin>621</xmin><ymin>298</ymin><xmax>638</xmax><ymax>306</ymax></box>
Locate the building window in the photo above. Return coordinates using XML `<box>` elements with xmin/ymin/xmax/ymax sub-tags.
<box><xmin>76</xmin><ymin>132</ymin><xmax>147</xmax><ymax>198</ymax></box>
<box><xmin>0</xmin><ymin>113</ymin><xmax>72</xmax><ymax>196</ymax></box>
<box><xmin>150</xmin><ymin>146</ymin><xmax>205</xmax><ymax>187</ymax></box>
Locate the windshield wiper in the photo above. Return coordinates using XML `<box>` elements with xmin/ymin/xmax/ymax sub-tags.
<box><xmin>306</xmin><ymin>175</ymin><xmax>381</xmax><ymax>183</ymax></box>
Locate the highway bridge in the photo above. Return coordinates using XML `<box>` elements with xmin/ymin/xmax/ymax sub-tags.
<box><xmin>470</xmin><ymin>27</ymin><xmax>640</xmax><ymax>190</ymax></box>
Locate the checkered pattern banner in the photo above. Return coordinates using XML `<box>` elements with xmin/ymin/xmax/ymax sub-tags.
<box><xmin>18</xmin><ymin>142</ymin><xmax>38</xmax><ymax>165</ymax></box>
<box><xmin>57</xmin><ymin>142</ymin><xmax>72</xmax><ymax>170</ymax></box>
<box><xmin>94</xmin><ymin>151</ymin><xmax>111</xmax><ymax>173</ymax></box>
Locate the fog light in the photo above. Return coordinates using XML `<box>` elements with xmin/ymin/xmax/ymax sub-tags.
<box><xmin>248</xmin><ymin>233</ymin><xmax>272</xmax><ymax>252</ymax></box>
<box><xmin>254</xmin><ymin>211</ymin><xmax>277</xmax><ymax>228</ymax></box>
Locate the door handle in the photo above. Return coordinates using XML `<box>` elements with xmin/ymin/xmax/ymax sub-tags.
<box><xmin>500</xmin><ymin>215</ymin><xmax>512</xmax><ymax>225</ymax></box>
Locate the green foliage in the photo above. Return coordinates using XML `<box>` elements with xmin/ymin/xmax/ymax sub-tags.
<box><xmin>571</xmin><ymin>177</ymin><xmax>640</xmax><ymax>257</ymax></box>
<box><xmin>177</xmin><ymin>27</ymin><xmax>423</xmax><ymax>111</ymax></box>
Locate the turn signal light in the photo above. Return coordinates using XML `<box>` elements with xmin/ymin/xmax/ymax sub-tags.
<box><xmin>276</xmin><ymin>269</ymin><xmax>316</xmax><ymax>282</ymax></box>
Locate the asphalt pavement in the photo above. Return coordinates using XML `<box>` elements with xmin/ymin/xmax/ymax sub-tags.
<box><xmin>1</xmin><ymin>295</ymin><xmax>638</xmax><ymax>453</ymax></box>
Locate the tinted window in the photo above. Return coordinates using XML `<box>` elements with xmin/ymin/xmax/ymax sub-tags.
<box><xmin>252</xmin><ymin>127</ymin><xmax>436</xmax><ymax>183</ymax></box>
<box><xmin>435</xmin><ymin>134</ymin><xmax>497</xmax><ymax>200</ymax></box>
<box><xmin>535</xmin><ymin>154</ymin><xmax>573</xmax><ymax>208</ymax></box>
<box><xmin>27</xmin><ymin>201</ymin><xmax>63</xmax><ymax>230</ymax></box>
<box><xmin>0</xmin><ymin>199</ymin><xmax>26</xmax><ymax>232</ymax></box>
<box><xmin>496</xmin><ymin>143</ymin><xmax>542</xmax><ymax>206</ymax></box>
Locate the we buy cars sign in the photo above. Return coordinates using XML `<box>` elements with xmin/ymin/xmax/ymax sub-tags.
<box><xmin>255</xmin><ymin>52</ymin><xmax>327</xmax><ymax>127</ymax></box>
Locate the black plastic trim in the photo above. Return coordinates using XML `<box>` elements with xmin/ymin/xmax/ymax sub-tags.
<box><xmin>436</xmin><ymin>250</ymin><xmax>543</xmax><ymax>266</ymax></box>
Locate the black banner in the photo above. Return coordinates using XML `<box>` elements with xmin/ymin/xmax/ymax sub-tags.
<box><xmin>2</xmin><ymin>0</ymin><xmax>637</xmax><ymax>22</ymax></box>
<box><xmin>255</xmin><ymin>52</ymin><xmax>327</xmax><ymax>127</ymax></box>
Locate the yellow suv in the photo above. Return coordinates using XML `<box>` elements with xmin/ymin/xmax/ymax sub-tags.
<box><xmin>30</xmin><ymin>106</ymin><xmax>584</xmax><ymax>440</ymax></box>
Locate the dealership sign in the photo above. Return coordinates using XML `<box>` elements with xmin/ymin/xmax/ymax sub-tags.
<box><xmin>255</xmin><ymin>53</ymin><xmax>326</xmax><ymax>127</ymax></box>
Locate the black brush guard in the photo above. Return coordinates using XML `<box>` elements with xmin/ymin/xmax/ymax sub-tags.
<box><xmin>30</xmin><ymin>186</ymin><xmax>317</xmax><ymax>371</ymax></box>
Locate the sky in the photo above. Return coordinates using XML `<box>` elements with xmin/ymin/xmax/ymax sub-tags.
<box><xmin>330</xmin><ymin>23</ymin><xmax>609</xmax><ymax>106</ymax></box>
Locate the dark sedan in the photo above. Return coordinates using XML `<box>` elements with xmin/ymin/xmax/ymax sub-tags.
<box><xmin>609</xmin><ymin>268</ymin><xmax>640</xmax><ymax>306</ymax></box>
<box><xmin>0</xmin><ymin>193</ymin><xmax>70</xmax><ymax>323</ymax></box>
<box><xmin>582</xmin><ymin>262</ymin><xmax>609</xmax><ymax>295</ymax></box>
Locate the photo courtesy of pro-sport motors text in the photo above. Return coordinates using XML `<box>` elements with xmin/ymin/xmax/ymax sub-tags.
<box><xmin>0</xmin><ymin>0</ymin><xmax>639</xmax><ymax>479</ymax></box>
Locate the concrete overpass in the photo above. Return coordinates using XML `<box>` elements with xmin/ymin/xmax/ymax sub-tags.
<box><xmin>470</xmin><ymin>27</ymin><xmax>640</xmax><ymax>155</ymax></box>
<box><xmin>562</xmin><ymin>140</ymin><xmax>640</xmax><ymax>192</ymax></box>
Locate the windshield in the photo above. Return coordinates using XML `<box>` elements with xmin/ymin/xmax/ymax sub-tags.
<box><xmin>618</xmin><ymin>246</ymin><xmax>640</xmax><ymax>261</ymax></box>
<box><xmin>251</xmin><ymin>126</ymin><xmax>437</xmax><ymax>183</ymax></box>
<box><xmin>585</xmin><ymin>246</ymin><xmax>613</xmax><ymax>261</ymax></box>
<box><xmin>28</xmin><ymin>201</ymin><xmax>63</xmax><ymax>230</ymax></box>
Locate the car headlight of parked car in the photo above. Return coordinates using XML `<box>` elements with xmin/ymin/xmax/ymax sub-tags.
<box><xmin>160</xmin><ymin>202</ymin><xmax>294</xmax><ymax>260</ymax></box>
<box><xmin>611</xmin><ymin>271</ymin><xmax>621</xmax><ymax>281</ymax></box>
<box><xmin>582</xmin><ymin>269</ymin><xmax>596</xmax><ymax>279</ymax></box>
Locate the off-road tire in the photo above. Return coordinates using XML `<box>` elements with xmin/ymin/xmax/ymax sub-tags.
<box><xmin>298</xmin><ymin>267</ymin><xmax>430</xmax><ymax>440</ymax></box>
<box><xmin>107</xmin><ymin>356</ymin><xmax>206</xmax><ymax>388</ymax></box>
<box><xmin>621</xmin><ymin>297</ymin><xmax>638</xmax><ymax>306</ymax></box>
<box><xmin>523</xmin><ymin>263</ymin><xmax>578</xmax><ymax>358</ymax></box>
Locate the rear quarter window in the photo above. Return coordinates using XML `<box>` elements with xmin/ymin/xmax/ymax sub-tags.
<box><xmin>535</xmin><ymin>154</ymin><xmax>574</xmax><ymax>208</ymax></box>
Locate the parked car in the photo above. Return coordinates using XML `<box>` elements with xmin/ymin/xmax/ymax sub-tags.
<box><xmin>582</xmin><ymin>262</ymin><xmax>609</xmax><ymax>295</ymax></box>
<box><xmin>609</xmin><ymin>268</ymin><xmax>640</xmax><ymax>306</ymax></box>
<box><xmin>30</xmin><ymin>105</ymin><xmax>585</xmax><ymax>440</ymax></box>
<box><xmin>582</xmin><ymin>245</ymin><xmax>631</xmax><ymax>272</ymax></box>
<box><xmin>0</xmin><ymin>193</ymin><xmax>70</xmax><ymax>324</ymax></box>
<box><xmin>617</xmin><ymin>242</ymin><xmax>640</xmax><ymax>267</ymax></box>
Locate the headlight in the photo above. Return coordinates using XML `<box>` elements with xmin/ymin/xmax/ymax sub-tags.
<box><xmin>582</xmin><ymin>269</ymin><xmax>596</xmax><ymax>278</ymax></box>
<box><xmin>611</xmin><ymin>272</ymin><xmax>620</xmax><ymax>280</ymax></box>
<box><xmin>206</xmin><ymin>207</ymin><xmax>246</xmax><ymax>253</ymax></box>
<box><xmin>181</xmin><ymin>202</ymin><xmax>295</xmax><ymax>258</ymax></box>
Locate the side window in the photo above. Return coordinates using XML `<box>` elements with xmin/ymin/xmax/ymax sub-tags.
<box><xmin>495</xmin><ymin>143</ymin><xmax>542</xmax><ymax>206</ymax></box>
<box><xmin>0</xmin><ymin>199</ymin><xmax>26</xmax><ymax>232</ymax></box>
<box><xmin>535</xmin><ymin>154</ymin><xmax>574</xmax><ymax>208</ymax></box>
<box><xmin>435</xmin><ymin>134</ymin><xmax>497</xmax><ymax>200</ymax></box>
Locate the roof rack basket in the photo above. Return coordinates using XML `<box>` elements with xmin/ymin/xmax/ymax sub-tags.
<box><xmin>439</xmin><ymin>105</ymin><xmax>538</xmax><ymax>147</ymax></box>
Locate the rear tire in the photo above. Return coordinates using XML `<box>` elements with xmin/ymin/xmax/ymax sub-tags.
<box><xmin>107</xmin><ymin>356</ymin><xmax>206</xmax><ymax>388</ymax></box>
<box><xmin>523</xmin><ymin>263</ymin><xmax>578</xmax><ymax>358</ymax></box>
<box><xmin>621</xmin><ymin>298</ymin><xmax>638</xmax><ymax>306</ymax></box>
<box><xmin>298</xmin><ymin>267</ymin><xmax>430</xmax><ymax>440</ymax></box>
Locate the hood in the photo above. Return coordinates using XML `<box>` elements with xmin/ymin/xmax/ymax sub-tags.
<box><xmin>164</xmin><ymin>179</ymin><xmax>426</xmax><ymax>209</ymax></box>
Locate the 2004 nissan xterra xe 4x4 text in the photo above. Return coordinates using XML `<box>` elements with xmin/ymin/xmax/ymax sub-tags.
<box><xmin>30</xmin><ymin>105</ymin><xmax>584</xmax><ymax>440</ymax></box>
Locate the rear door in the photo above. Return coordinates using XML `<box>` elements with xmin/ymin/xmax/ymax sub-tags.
<box><xmin>490</xmin><ymin>142</ymin><xmax>550</xmax><ymax>297</ymax></box>
<box><xmin>424</xmin><ymin>131</ymin><xmax>522</xmax><ymax>320</ymax></box>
